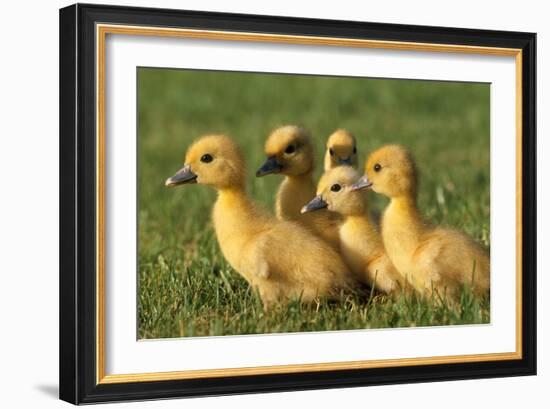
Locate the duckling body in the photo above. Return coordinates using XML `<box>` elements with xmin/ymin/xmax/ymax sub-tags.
<box><xmin>356</xmin><ymin>145</ymin><xmax>490</xmax><ymax>298</ymax></box>
<box><xmin>257</xmin><ymin>125</ymin><xmax>340</xmax><ymax>248</ymax></box>
<box><xmin>339</xmin><ymin>216</ymin><xmax>404</xmax><ymax>293</ymax></box>
<box><xmin>213</xmin><ymin>189</ymin><xmax>352</xmax><ymax>305</ymax></box>
<box><xmin>167</xmin><ymin>135</ymin><xmax>355</xmax><ymax>307</ymax></box>
<box><xmin>302</xmin><ymin>167</ymin><xmax>404</xmax><ymax>294</ymax></box>
<box><xmin>275</xmin><ymin>173</ymin><xmax>316</xmax><ymax>223</ymax></box>
<box><xmin>382</xmin><ymin>198</ymin><xmax>489</xmax><ymax>296</ymax></box>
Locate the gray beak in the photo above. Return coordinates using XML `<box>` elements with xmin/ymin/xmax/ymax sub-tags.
<box><xmin>256</xmin><ymin>156</ymin><xmax>282</xmax><ymax>177</ymax></box>
<box><xmin>338</xmin><ymin>157</ymin><xmax>353</xmax><ymax>166</ymax></box>
<box><xmin>301</xmin><ymin>195</ymin><xmax>328</xmax><ymax>214</ymax></box>
<box><xmin>165</xmin><ymin>165</ymin><xmax>197</xmax><ymax>187</ymax></box>
<box><xmin>350</xmin><ymin>175</ymin><xmax>372</xmax><ymax>191</ymax></box>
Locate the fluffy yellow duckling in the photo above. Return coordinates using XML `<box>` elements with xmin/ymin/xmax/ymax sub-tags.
<box><xmin>302</xmin><ymin>166</ymin><xmax>404</xmax><ymax>294</ymax></box>
<box><xmin>256</xmin><ymin>125</ymin><xmax>340</xmax><ymax>248</ymax></box>
<box><xmin>352</xmin><ymin>145</ymin><xmax>490</xmax><ymax>298</ymax></box>
<box><xmin>166</xmin><ymin>134</ymin><xmax>356</xmax><ymax>308</ymax></box>
<box><xmin>324</xmin><ymin>129</ymin><xmax>358</xmax><ymax>171</ymax></box>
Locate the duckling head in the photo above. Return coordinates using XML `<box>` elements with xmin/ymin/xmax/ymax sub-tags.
<box><xmin>301</xmin><ymin>166</ymin><xmax>366</xmax><ymax>216</ymax></box>
<box><xmin>165</xmin><ymin>134</ymin><xmax>246</xmax><ymax>190</ymax></box>
<box><xmin>353</xmin><ymin>144</ymin><xmax>417</xmax><ymax>199</ymax></box>
<box><xmin>256</xmin><ymin>125</ymin><xmax>314</xmax><ymax>177</ymax></box>
<box><xmin>324</xmin><ymin>129</ymin><xmax>358</xmax><ymax>171</ymax></box>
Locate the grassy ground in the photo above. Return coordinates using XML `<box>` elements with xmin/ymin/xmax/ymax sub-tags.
<box><xmin>137</xmin><ymin>68</ymin><xmax>490</xmax><ymax>339</ymax></box>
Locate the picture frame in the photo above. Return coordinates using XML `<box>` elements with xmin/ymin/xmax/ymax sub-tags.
<box><xmin>59</xmin><ymin>3</ymin><xmax>536</xmax><ymax>404</ymax></box>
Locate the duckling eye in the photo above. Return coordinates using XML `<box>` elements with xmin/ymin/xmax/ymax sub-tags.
<box><xmin>200</xmin><ymin>154</ymin><xmax>213</xmax><ymax>163</ymax></box>
<box><xmin>330</xmin><ymin>183</ymin><xmax>342</xmax><ymax>192</ymax></box>
<box><xmin>374</xmin><ymin>163</ymin><xmax>382</xmax><ymax>172</ymax></box>
<box><xmin>353</xmin><ymin>146</ymin><xmax>357</xmax><ymax>154</ymax></box>
<box><xmin>329</xmin><ymin>148</ymin><xmax>334</xmax><ymax>156</ymax></box>
<box><xmin>285</xmin><ymin>145</ymin><xmax>296</xmax><ymax>154</ymax></box>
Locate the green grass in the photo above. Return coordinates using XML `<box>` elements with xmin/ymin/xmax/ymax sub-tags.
<box><xmin>137</xmin><ymin>68</ymin><xmax>490</xmax><ymax>339</ymax></box>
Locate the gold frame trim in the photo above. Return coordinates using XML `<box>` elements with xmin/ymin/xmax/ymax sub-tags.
<box><xmin>95</xmin><ymin>23</ymin><xmax>523</xmax><ymax>385</ymax></box>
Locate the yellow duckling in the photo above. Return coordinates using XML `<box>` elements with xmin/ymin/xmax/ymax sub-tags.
<box><xmin>324</xmin><ymin>129</ymin><xmax>358</xmax><ymax>171</ymax></box>
<box><xmin>302</xmin><ymin>166</ymin><xmax>404</xmax><ymax>294</ymax></box>
<box><xmin>166</xmin><ymin>134</ymin><xmax>356</xmax><ymax>308</ymax></box>
<box><xmin>256</xmin><ymin>125</ymin><xmax>340</xmax><ymax>248</ymax></box>
<box><xmin>352</xmin><ymin>145</ymin><xmax>490</xmax><ymax>298</ymax></box>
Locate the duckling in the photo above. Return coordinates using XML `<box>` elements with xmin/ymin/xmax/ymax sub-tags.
<box><xmin>324</xmin><ymin>129</ymin><xmax>358</xmax><ymax>171</ymax></box>
<box><xmin>352</xmin><ymin>145</ymin><xmax>490</xmax><ymax>298</ymax></box>
<box><xmin>166</xmin><ymin>134</ymin><xmax>356</xmax><ymax>308</ymax></box>
<box><xmin>256</xmin><ymin>125</ymin><xmax>340</xmax><ymax>248</ymax></box>
<box><xmin>301</xmin><ymin>166</ymin><xmax>405</xmax><ymax>294</ymax></box>
<box><xmin>324</xmin><ymin>129</ymin><xmax>381</xmax><ymax>226</ymax></box>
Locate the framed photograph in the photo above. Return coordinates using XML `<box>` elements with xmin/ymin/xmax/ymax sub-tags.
<box><xmin>59</xmin><ymin>3</ymin><xmax>536</xmax><ymax>404</ymax></box>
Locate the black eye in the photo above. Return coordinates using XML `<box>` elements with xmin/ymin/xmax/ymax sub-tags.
<box><xmin>374</xmin><ymin>163</ymin><xmax>382</xmax><ymax>172</ymax></box>
<box><xmin>330</xmin><ymin>184</ymin><xmax>341</xmax><ymax>192</ymax></box>
<box><xmin>353</xmin><ymin>146</ymin><xmax>357</xmax><ymax>154</ymax></box>
<box><xmin>201</xmin><ymin>154</ymin><xmax>213</xmax><ymax>163</ymax></box>
<box><xmin>329</xmin><ymin>148</ymin><xmax>334</xmax><ymax>156</ymax></box>
<box><xmin>285</xmin><ymin>145</ymin><xmax>296</xmax><ymax>154</ymax></box>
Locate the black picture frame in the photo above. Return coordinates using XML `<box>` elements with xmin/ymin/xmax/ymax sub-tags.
<box><xmin>59</xmin><ymin>3</ymin><xmax>536</xmax><ymax>404</ymax></box>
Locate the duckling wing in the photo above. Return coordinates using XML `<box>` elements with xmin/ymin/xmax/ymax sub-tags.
<box><xmin>415</xmin><ymin>228</ymin><xmax>490</xmax><ymax>290</ymax></box>
<box><xmin>259</xmin><ymin>221</ymin><xmax>354</xmax><ymax>295</ymax></box>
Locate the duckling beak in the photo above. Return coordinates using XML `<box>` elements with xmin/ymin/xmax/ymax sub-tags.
<box><xmin>350</xmin><ymin>175</ymin><xmax>372</xmax><ymax>191</ymax></box>
<box><xmin>301</xmin><ymin>195</ymin><xmax>328</xmax><ymax>214</ymax></box>
<box><xmin>338</xmin><ymin>157</ymin><xmax>353</xmax><ymax>166</ymax></box>
<box><xmin>165</xmin><ymin>165</ymin><xmax>198</xmax><ymax>187</ymax></box>
<box><xmin>256</xmin><ymin>156</ymin><xmax>282</xmax><ymax>177</ymax></box>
